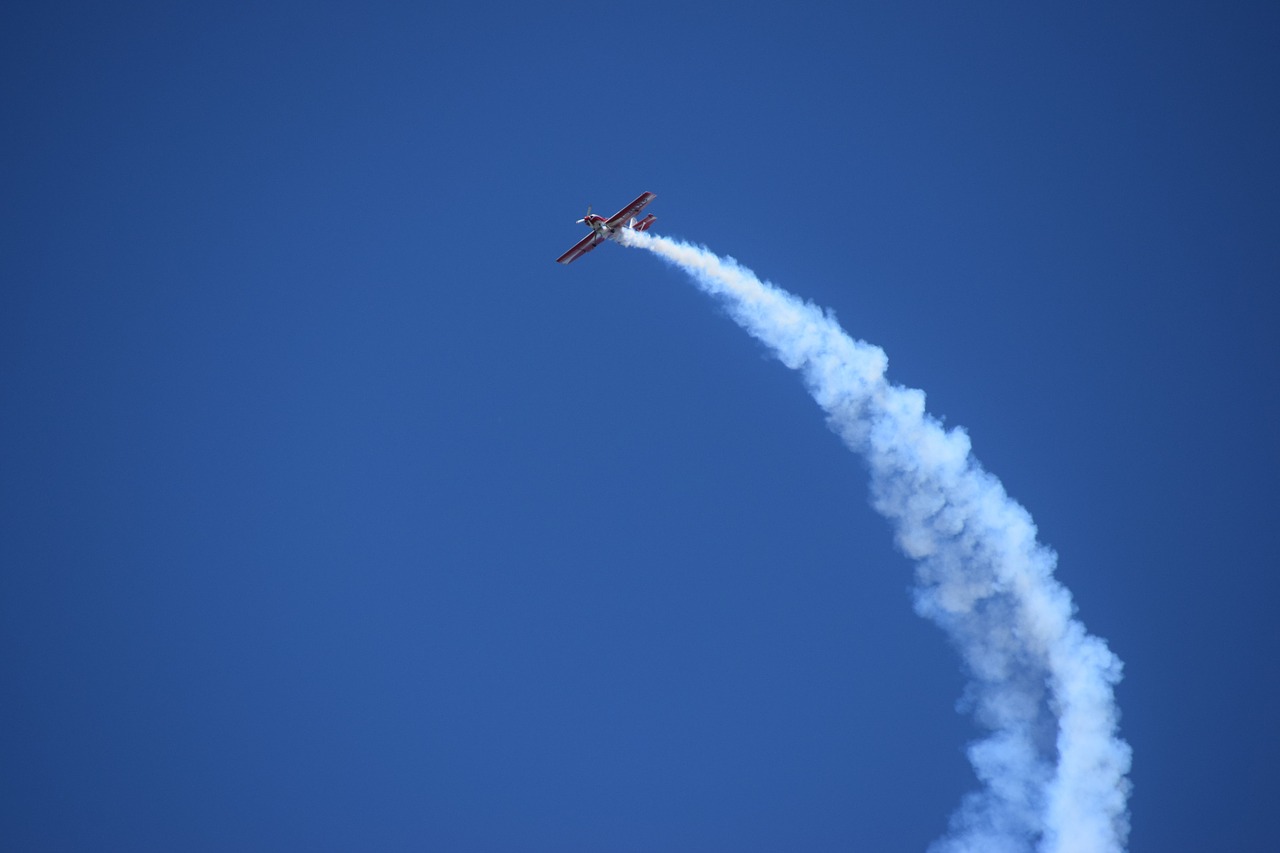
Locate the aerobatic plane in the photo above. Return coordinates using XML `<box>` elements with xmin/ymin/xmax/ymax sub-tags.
<box><xmin>555</xmin><ymin>192</ymin><xmax>657</xmax><ymax>264</ymax></box>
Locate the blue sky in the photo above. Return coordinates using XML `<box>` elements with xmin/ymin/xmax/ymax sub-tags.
<box><xmin>3</xmin><ymin>3</ymin><xmax>1278</xmax><ymax>851</ymax></box>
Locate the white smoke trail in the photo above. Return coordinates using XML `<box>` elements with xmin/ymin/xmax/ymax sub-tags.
<box><xmin>618</xmin><ymin>228</ymin><xmax>1132</xmax><ymax>853</ymax></box>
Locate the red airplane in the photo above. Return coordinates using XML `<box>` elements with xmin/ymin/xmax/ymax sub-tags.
<box><xmin>556</xmin><ymin>191</ymin><xmax>657</xmax><ymax>264</ymax></box>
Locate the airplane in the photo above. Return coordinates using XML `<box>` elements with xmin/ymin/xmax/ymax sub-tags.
<box><xmin>556</xmin><ymin>191</ymin><xmax>657</xmax><ymax>264</ymax></box>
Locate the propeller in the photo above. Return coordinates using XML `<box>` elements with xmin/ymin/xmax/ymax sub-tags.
<box><xmin>575</xmin><ymin>204</ymin><xmax>592</xmax><ymax>224</ymax></box>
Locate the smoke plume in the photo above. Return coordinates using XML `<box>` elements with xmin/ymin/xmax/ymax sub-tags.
<box><xmin>618</xmin><ymin>228</ymin><xmax>1131</xmax><ymax>853</ymax></box>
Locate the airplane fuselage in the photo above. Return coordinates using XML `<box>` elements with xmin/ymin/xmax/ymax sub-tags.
<box><xmin>583</xmin><ymin>213</ymin><xmax>655</xmax><ymax>243</ymax></box>
<box><xmin>582</xmin><ymin>214</ymin><xmax>612</xmax><ymax>237</ymax></box>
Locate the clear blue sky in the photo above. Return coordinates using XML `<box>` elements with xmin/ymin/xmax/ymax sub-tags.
<box><xmin>3</xmin><ymin>3</ymin><xmax>1278</xmax><ymax>851</ymax></box>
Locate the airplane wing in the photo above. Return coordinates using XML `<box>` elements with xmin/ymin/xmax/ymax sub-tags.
<box><xmin>604</xmin><ymin>191</ymin><xmax>657</xmax><ymax>229</ymax></box>
<box><xmin>555</xmin><ymin>231</ymin><xmax>605</xmax><ymax>265</ymax></box>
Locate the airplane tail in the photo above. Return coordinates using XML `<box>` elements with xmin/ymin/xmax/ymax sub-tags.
<box><xmin>632</xmin><ymin>213</ymin><xmax>657</xmax><ymax>232</ymax></box>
